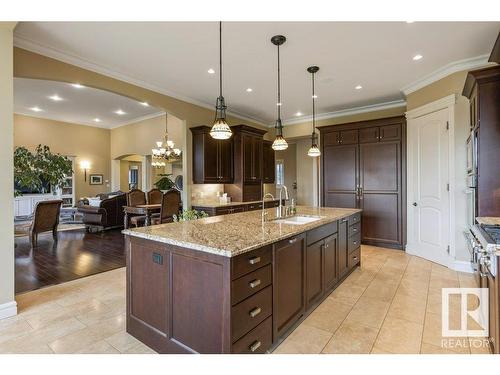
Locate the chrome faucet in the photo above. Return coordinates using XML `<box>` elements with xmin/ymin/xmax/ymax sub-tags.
<box><xmin>261</xmin><ymin>193</ymin><xmax>275</xmax><ymax>222</ymax></box>
<box><xmin>278</xmin><ymin>185</ymin><xmax>290</xmax><ymax>219</ymax></box>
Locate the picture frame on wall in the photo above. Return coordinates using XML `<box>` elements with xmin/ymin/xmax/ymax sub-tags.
<box><xmin>89</xmin><ymin>174</ymin><xmax>103</xmax><ymax>185</ymax></box>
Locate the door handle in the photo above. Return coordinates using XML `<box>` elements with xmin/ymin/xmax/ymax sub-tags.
<box><xmin>413</xmin><ymin>202</ymin><xmax>418</xmax><ymax>207</ymax></box>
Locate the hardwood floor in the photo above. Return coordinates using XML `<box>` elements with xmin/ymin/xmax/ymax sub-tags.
<box><xmin>15</xmin><ymin>228</ymin><xmax>125</xmax><ymax>294</ymax></box>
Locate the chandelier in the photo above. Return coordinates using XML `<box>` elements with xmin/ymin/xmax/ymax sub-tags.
<box><xmin>151</xmin><ymin>113</ymin><xmax>181</xmax><ymax>168</ymax></box>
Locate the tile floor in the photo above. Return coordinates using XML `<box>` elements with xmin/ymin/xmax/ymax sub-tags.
<box><xmin>0</xmin><ymin>245</ymin><xmax>491</xmax><ymax>354</ymax></box>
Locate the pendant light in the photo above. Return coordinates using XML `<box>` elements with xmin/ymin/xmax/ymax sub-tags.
<box><xmin>271</xmin><ymin>35</ymin><xmax>288</xmax><ymax>151</ymax></box>
<box><xmin>307</xmin><ymin>66</ymin><xmax>321</xmax><ymax>157</ymax></box>
<box><xmin>210</xmin><ymin>21</ymin><xmax>232</xmax><ymax>140</ymax></box>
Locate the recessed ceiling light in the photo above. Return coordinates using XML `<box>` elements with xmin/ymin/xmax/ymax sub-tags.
<box><xmin>93</xmin><ymin>118</ymin><xmax>101</xmax><ymax>123</ymax></box>
<box><xmin>295</xmin><ymin>112</ymin><xmax>302</xmax><ymax>116</ymax></box>
<box><xmin>312</xmin><ymin>95</ymin><xmax>318</xmax><ymax>99</ymax></box>
<box><xmin>49</xmin><ymin>94</ymin><xmax>63</xmax><ymax>101</ymax></box>
<box><xmin>413</xmin><ymin>54</ymin><xmax>423</xmax><ymax>61</ymax></box>
<box><xmin>140</xmin><ymin>101</ymin><xmax>149</xmax><ymax>107</ymax></box>
<box><xmin>71</xmin><ymin>83</ymin><xmax>85</xmax><ymax>88</ymax></box>
<box><xmin>114</xmin><ymin>109</ymin><xmax>126</xmax><ymax>115</ymax></box>
<box><xmin>29</xmin><ymin>106</ymin><xmax>43</xmax><ymax>112</ymax></box>
<box><xmin>246</xmin><ymin>88</ymin><xmax>253</xmax><ymax>92</ymax></box>
<box><xmin>355</xmin><ymin>85</ymin><xmax>363</xmax><ymax>90</ymax></box>
<box><xmin>207</xmin><ymin>68</ymin><xmax>215</xmax><ymax>74</ymax></box>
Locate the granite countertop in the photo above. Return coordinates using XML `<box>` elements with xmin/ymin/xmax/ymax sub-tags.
<box><xmin>191</xmin><ymin>199</ymin><xmax>278</xmax><ymax>208</ymax></box>
<box><xmin>123</xmin><ymin>206</ymin><xmax>361</xmax><ymax>257</ymax></box>
<box><xmin>476</xmin><ymin>217</ymin><xmax>500</xmax><ymax>226</ymax></box>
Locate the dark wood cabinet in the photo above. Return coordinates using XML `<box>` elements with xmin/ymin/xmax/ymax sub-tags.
<box><xmin>273</xmin><ymin>234</ymin><xmax>306</xmax><ymax>339</ymax></box>
<box><xmin>225</xmin><ymin>125</ymin><xmax>267</xmax><ymax>202</ymax></box>
<box><xmin>320</xmin><ymin>116</ymin><xmax>406</xmax><ymax>249</ymax></box>
<box><xmin>306</xmin><ymin>240</ymin><xmax>324</xmax><ymax>309</ymax></box>
<box><xmin>262</xmin><ymin>140</ymin><xmax>275</xmax><ymax>183</ymax></box>
<box><xmin>463</xmin><ymin>65</ymin><xmax>500</xmax><ymax>218</ymax></box>
<box><xmin>323</xmin><ymin>234</ymin><xmax>338</xmax><ymax>290</ymax></box>
<box><xmin>191</xmin><ymin>126</ymin><xmax>233</xmax><ymax>184</ymax></box>
<box><xmin>338</xmin><ymin>218</ymin><xmax>349</xmax><ymax>277</ymax></box>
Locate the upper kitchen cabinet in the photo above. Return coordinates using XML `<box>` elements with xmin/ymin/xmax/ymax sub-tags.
<box><xmin>225</xmin><ymin>125</ymin><xmax>267</xmax><ymax>202</ymax></box>
<box><xmin>463</xmin><ymin>65</ymin><xmax>500</xmax><ymax>218</ymax></box>
<box><xmin>190</xmin><ymin>126</ymin><xmax>233</xmax><ymax>184</ymax></box>
<box><xmin>262</xmin><ymin>140</ymin><xmax>275</xmax><ymax>184</ymax></box>
<box><xmin>320</xmin><ymin>116</ymin><xmax>406</xmax><ymax>250</ymax></box>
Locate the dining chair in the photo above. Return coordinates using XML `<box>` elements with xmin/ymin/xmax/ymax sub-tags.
<box><xmin>147</xmin><ymin>188</ymin><xmax>163</xmax><ymax>205</ymax></box>
<box><xmin>15</xmin><ymin>200</ymin><xmax>63</xmax><ymax>247</ymax></box>
<box><xmin>152</xmin><ymin>189</ymin><xmax>181</xmax><ymax>225</ymax></box>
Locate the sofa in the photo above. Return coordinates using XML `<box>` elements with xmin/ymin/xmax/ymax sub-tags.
<box><xmin>77</xmin><ymin>192</ymin><xmax>127</xmax><ymax>232</ymax></box>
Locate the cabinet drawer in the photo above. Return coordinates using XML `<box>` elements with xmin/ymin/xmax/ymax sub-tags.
<box><xmin>232</xmin><ymin>264</ymin><xmax>272</xmax><ymax>305</ymax></box>
<box><xmin>348</xmin><ymin>212</ymin><xmax>361</xmax><ymax>226</ymax></box>
<box><xmin>232</xmin><ymin>316</ymin><xmax>272</xmax><ymax>354</ymax></box>
<box><xmin>232</xmin><ymin>286</ymin><xmax>272</xmax><ymax>342</ymax></box>
<box><xmin>348</xmin><ymin>223</ymin><xmax>360</xmax><ymax>237</ymax></box>
<box><xmin>306</xmin><ymin>222</ymin><xmax>338</xmax><ymax>246</ymax></box>
<box><xmin>348</xmin><ymin>233</ymin><xmax>361</xmax><ymax>253</ymax></box>
<box><xmin>232</xmin><ymin>245</ymin><xmax>272</xmax><ymax>280</ymax></box>
<box><xmin>348</xmin><ymin>248</ymin><xmax>361</xmax><ymax>269</ymax></box>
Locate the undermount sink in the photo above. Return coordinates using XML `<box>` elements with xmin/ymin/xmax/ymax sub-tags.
<box><xmin>274</xmin><ymin>215</ymin><xmax>322</xmax><ymax>225</ymax></box>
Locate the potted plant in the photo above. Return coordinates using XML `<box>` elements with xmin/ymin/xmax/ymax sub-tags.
<box><xmin>154</xmin><ymin>173</ymin><xmax>176</xmax><ymax>192</ymax></box>
<box><xmin>173</xmin><ymin>209</ymin><xmax>208</xmax><ymax>222</ymax></box>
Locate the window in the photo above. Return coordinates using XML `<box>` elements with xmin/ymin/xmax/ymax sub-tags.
<box><xmin>276</xmin><ymin>159</ymin><xmax>284</xmax><ymax>186</ymax></box>
<box><xmin>129</xmin><ymin>166</ymin><xmax>139</xmax><ymax>190</ymax></box>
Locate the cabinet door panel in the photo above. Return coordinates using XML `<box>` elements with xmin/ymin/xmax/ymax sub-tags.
<box><xmin>253</xmin><ymin>137</ymin><xmax>263</xmax><ymax>181</ymax></box>
<box><xmin>324</xmin><ymin>234</ymin><xmax>338</xmax><ymax>290</ymax></box>
<box><xmin>324</xmin><ymin>192</ymin><xmax>357</xmax><ymax>209</ymax></box>
<box><xmin>359</xmin><ymin>127</ymin><xmax>379</xmax><ymax>143</ymax></box>
<box><xmin>361</xmin><ymin>193</ymin><xmax>400</xmax><ymax>245</ymax></box>
<box><xmin>306</xmin><ymin>241</ymin><xmax>324</xmax><ymax>308</ymax></box>
<box><xmin>273</xmin><ymin>235</ymin><xmax>306</xmax><ymax>338</ymax></box>
<box><xmin>360</xmin><ymin>142</ymin><xmax>399</xmax><ymax>192</ymax></box>
<box><xmin>243</xmin><ymin>135</ymin><xmax>254</xmax><ymax>183</ymax></box>
<box><xmin>323</xmin><ymin>131</ymin><xmax>339</xmax><ymax>146</ymax></box>
<box><xmin>339</xmin><ymin>129</ymin><xmax>359</xmax><ymax>145</ymax></box>
<box><xmin>323</xmin><ymin>145</ymin><xmax>358</xmax><ymax>191</ymax></box>
<box><xmin>380</xmin><ymin>124</ymin><xmax>401</xmax><ymax>142</ymax></box>
<box><xmin>262</xmin><ymin>141</ymin><xmax>275</xmax><ymax>183</ymax></box>
<box><xmin>218</xmin><ymin>139</ymin><xmax>233</xmax><ymax>183</ymax></box>
<box><xmin>203</xmin><ymin>133</ymin><xmax>220</xmax><ymax>182</ymax></box>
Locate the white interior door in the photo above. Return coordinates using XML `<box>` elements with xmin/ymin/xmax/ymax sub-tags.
<box><xmin>408</xmin><ymin>108</ymin><xmax>451</xmax><ymax>266</ymax></box>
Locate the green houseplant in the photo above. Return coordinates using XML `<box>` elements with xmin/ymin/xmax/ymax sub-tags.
<box><xmin>173</xmin><ymin>209</ymin><xmax>208</xmax><ymax>222</ymax></box>
<box><xmin>154</xmin><ymin>173</ymin><xmax>175</xmax><ymax>191</ymax></box>
<box><xmin>14</xmin><ymin>145</ymin><xmax>73</xmax><ymax>196</ymax></box>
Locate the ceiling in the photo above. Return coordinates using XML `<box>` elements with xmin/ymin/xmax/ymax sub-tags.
<box><xmin>14</xmin><ymin>78</ymin><xmax>163</xmax><ymax>128</ymax></box>
<box><xmin>14</xmin><ymin>22</ymin><xmax>500</xmax><ymax>125</ymax></box>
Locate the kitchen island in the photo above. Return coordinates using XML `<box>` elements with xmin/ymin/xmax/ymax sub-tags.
<box><xmin>123</xmin><ymin>206</ymin><xmax>362</xmax><ymax>354</ymax></box>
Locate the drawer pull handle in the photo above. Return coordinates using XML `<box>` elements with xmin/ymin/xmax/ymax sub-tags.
<box><xmin>249</xmin><ymin>340</ymin><xmax>262</xmax><ymax>352</ymax></box>
<box><xmin>249</xmin><ymin>279</ymin><xmax>261</xmax><ymax>288</ymax></box>
<box><xmin>248</xmin><ymin>256</ymin><xmax>261</xmax><ymax>265</ymax></box>
<box><xmin>289</xmin><ymin>238</ymin><xmax>297</xmax><ymax>244</ymax></box>
<box><xmin>353</xmin><ymin>256</ymin><xmax>358</xmax><ymax>261</ymax></box>
<box><xmin>325</xmin><ymin>244</ymin><xmax>329</xmax><ymax>248</ymax></box>
<box><xmin>249</xmin><ymin>307</ymin><xmax>262</xmax><ymax>318</ymax></box>
<box><xmin>353</xmin><ymin>241</ymin><xmax>358</xmax><ymax>245</ymax></box>
<box><xmin>341</xmin><ymin>218</ymin><xmax>348</xmax><ymax>223</ymax></box>
<box><xmin>353</xmin><ymin>228</ymin><xmax>357</xmax><ymax>232</ymax></box>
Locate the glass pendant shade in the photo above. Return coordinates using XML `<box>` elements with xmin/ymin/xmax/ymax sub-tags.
<box><xmin>210</xmin><ymin>117</ymin><xmax>232</xmax><ymax>140</ymax></box>
<box><xmin>272</xmin><ymin>135</ymin><xmax>288</xmax><ymax>151</ymax></box>
<box><xmin>307</xmin><ymin>143</ymin><xmax>321</xmax><ymax>157</ymax></box>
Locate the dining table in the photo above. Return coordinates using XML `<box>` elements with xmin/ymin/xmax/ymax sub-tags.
<box><xmin>123</xmin><ymin>204</ymin><xmax>161</xmax><ymax>229</ymax></box>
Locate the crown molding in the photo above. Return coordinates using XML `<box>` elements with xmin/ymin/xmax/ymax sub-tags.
<box><xmin>280</xmin><ymin>99</ymin><xmax>406</xmax><ymax>127</ymax></box>
<box><xmin>401</xmin><ymin>54</ymin><xmax>494</xmax><ymax>96</ymax></box>
<box><xmin>405</xmin><ymin>93</ymin><xmax>457</xmax><ymax>119</ymax></box>
<box><xmin>109</xmin><ymin>111</ymin><xmax>165</xmax><ymax>129</ymax></box>
<box><xmin>13</xmin><ymin>34</ymin><xmax>268</xmax><ymax>126</ymax></box>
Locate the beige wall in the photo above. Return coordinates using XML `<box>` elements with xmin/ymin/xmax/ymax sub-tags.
<box><xmin>0</xmin><ymin>23</ymin><xmax>16</xmax><ymax>317</ymax></box>
<box><xmin>14</xmin><ymin>114</ymin><xmax>111</xmax><ymax>199</ymax></box>
<box><xmin>406</xmin><ymin>71</ymin><xmax>468</xmax><ymax>110</ymax></box>
<box><xmin>295</xmin><ymin>138</ymin><xmax>320</xmax><ymax>206</ymax></box>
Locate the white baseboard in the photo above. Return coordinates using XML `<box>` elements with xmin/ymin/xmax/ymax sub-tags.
<box><xmin>451</xmin><ymin>260</ymin><xmax>474</xmax><ymax>274</ymax></box>
<box><xmin>0</xmin><ymin>301</ymin><xmax>18</xmax><ymax>320</ymax></box>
